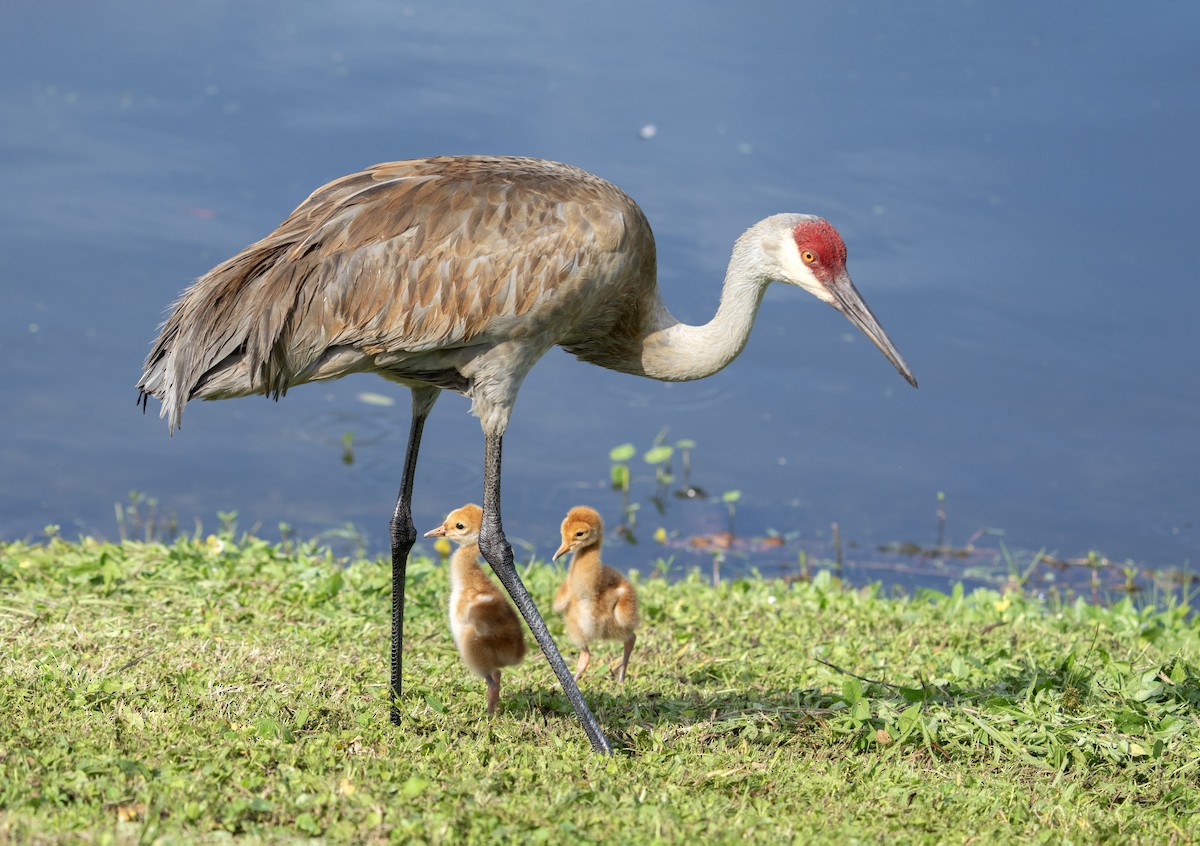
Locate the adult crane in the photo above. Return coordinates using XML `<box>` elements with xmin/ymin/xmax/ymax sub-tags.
<box><xmin>138</xmin><ymin>155</ymin><xmax>917</xmax><ymax>755</ymax></box>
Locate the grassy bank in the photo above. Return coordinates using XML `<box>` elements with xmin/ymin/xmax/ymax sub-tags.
<box><xmin>1</xmin><ymin>535</ymin><xmax>1198</xmax><ymax>844</ymax></box>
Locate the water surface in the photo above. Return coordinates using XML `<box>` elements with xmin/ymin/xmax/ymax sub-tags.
<box><xmin>2</xmin><ymin>2</ymin><xmax>1197</xmax><ymax>598</ymax></box>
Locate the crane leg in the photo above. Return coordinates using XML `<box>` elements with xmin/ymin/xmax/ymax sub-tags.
<box><xmin>477</xmin><ymin>431</ymin><xmax>614</xmax><ymax>755</ymax></box>
<box><xmin>485</xmin><ymin>670</ymin><xmax>501</xmax><ymax>717</ymax></box>
<box><xmin>574</xmin><ymin>648</ymin><xmax>592</xmax><ymax>681</ymax></box>
<box><xmin>618</xmin><ymin>633</ymin><xmax>636</xmax><ymax>683</ymax></box>
<box><xmin>389</xmin><ymin>388</ymin><xmax>439</xmax><ymax>725</ymax></box>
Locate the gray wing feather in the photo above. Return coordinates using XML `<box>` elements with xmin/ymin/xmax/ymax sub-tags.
<box><xmin>137</xmin><ymin>156</ymin><xmax>642</xmax><ymax>430</ymax></box>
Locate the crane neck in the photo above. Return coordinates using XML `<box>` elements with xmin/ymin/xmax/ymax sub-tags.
<box><xmin>450</xmin><ymin>542</ymin><xmax>483</xmax><ymax>583</ymax></box>
<box><xmin>636</xmin><ymin>238</ymin><xmax>770</xmax><ymax>382</ymax></box>
<box><xmin>567</xmin><ymin>545</ymin><xmax>604</xmax><ymax>586</ymax></box>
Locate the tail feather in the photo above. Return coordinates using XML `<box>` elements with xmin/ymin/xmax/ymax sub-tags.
<box><xmin>136</xmin><ymin>239</ymin><xmax>305</xmax><ymax>432</ymax></box>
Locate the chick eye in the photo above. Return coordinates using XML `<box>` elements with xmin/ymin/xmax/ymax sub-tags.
<box><xmin>575</xmin><ymin>530</ymin><xmax>585</xmax><ymax>537</ymax></box>
<box><xmin>455</xmin><ymin>523</ymin><xmax>464</xmax><ymax>530</ymax></box>
<box><xmin>801</xmin><ymin>249</ymin><xmax>817</xmax><ymax>264</ymax></box>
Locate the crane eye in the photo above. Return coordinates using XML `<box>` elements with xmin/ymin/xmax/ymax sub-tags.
<box><xmin>801</xmin><ymin>249</ymin><xmax>817</xmax><ymax>264</ymax></box>
<box><xmin>455</xmin><ymin>523</ymin><xmax>464</xmax><ymax>530</ymax></box>
<box><xmin>575</xmin><ymin>530</ymin><xmax>585</xmax><ymax>537</ymax></box>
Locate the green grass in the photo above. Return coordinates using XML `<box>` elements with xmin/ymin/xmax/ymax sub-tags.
<box><xmin>1</xmin><ymin>534</ymin><xmax>1198</xmax><ymax>844</ymax></box>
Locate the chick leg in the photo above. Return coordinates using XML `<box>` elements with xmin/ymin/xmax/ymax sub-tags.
<box><xmin>574</xmin><ymin>647</ymin><xmax>592</xmax><ymax>681</ymax></box>
<box><xmin>617</xmin><ymin>633</ymin><xmax>636</xmax><ymax>683</ymax></box>
<box><xmin>485</xmin><ymin>670</ymin><xmax>501</xmax><ymax>717</ymax></box>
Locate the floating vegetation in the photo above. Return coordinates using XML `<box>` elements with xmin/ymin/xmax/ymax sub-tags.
<box><xmin>594</xmin><ymin>444</ymin><xmax>1195</xmax><ymax>608</ymax></box>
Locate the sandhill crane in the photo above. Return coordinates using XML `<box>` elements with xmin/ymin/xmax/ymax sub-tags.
<box><xmin>552</xmin><ymin>506</ymin><xmax>640</xmax><ymax>683</ymax></box>
<box><xmin>138</xmin><ymin>155</ymin><xmax>916</xmax><ymax>755</ymax></box>
<box><xmin>425</xmin><ymin>503</ymin><xmax>527</xmax><ymax>716</ymax></box>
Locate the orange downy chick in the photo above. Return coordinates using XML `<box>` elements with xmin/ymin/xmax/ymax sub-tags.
<box><xmin>425</xmin><ymin>504</ymin><xmax>527</xmax><ymax>715</ymax></box>
<box><xmin>552</xmin><ymin>506</ymin><xmax>639</xmax><ymax>682</ymax></box>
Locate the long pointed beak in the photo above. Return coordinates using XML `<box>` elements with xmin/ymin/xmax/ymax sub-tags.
<box><xmin>423</xmin><ymin>526</ymin><xmax>447</xmax><ymax>538</ymax></box>
<box><xmin>827</xmin><ymin>270</ymin><xmax>918</xmax><ymax>388</ymax></box>
<box><xmin>552</xmin><ymin>542</ymin><xmax>570</xmax><ymax>561</ymax></box>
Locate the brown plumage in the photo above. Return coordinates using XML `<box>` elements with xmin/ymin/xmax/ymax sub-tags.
<box><xmin>552</xmin><ymin>507</ymin><xmax>639</xmax><ymax>682</ymax></box>
<box><xmin>137</xmin><ymin>155</ymin><xmax>916</xmax><ymax>754</ymax></box>
<box><xmin>138</xmin><ymin>157</ymin><xmax>660</xmax><ymax>432</ymax></box>
<box><xmin>425</xmin><ymin>504</ymin><xmax>527</xmax><ymax>716</ymax></box>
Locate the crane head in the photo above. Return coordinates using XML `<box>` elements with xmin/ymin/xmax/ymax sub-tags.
<box><xmin>767</xmin><ymin>215</ymin><xmax>918</xmax><ymax>389</ymax></box>
<box><xmin>424</xmin><ymin>503</ymin><xmax>484</xmax><ymax>545</ymax></box>
<box><xmin>553</xmin><ymin>506</ymin><xmax>604</xmax><ymax>560</ymax></box>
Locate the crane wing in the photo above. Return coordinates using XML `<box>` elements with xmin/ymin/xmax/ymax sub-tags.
<box><xmin>138</xmin><ymin>157</ymin><xmax>640</xmax><ymax>429</ymax></box>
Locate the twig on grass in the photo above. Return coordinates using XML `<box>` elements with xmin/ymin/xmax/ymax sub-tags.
<box><xmin>814</xmin><ymin>657</ymin><xmax>904</xmax><ymax>691</ymax></box>
<box><xmin>113</xmin><ymin>650</ymin><xmax>153</xmax><ymax>674</ymax></box>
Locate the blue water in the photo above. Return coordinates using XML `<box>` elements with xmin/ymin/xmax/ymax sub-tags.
<box><xmin>2</xmin><ymin>2</ymin><xmax>1197</xmax><ymax>595</ymax></box>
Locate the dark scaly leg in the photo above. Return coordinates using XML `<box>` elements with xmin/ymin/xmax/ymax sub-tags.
<box><xmin>389</xmin><ymin>388</ymin><xmax>439</xmax><ymax>726</ymax></box>
<box><xmin>476</xmin><ymin>431</ymin><xmax>613</xmax><ymax>755</ymax></box>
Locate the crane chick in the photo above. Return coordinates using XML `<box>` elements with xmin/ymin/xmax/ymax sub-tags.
<box><xmin>425</xmin><ymin>504</ymin><xmax>527</xmax><ymax>716</ymax></box>
<box><xmin>552</xmin><ymin>506</ymin><xmax>639</xmax><ymax>682</ymax></box>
